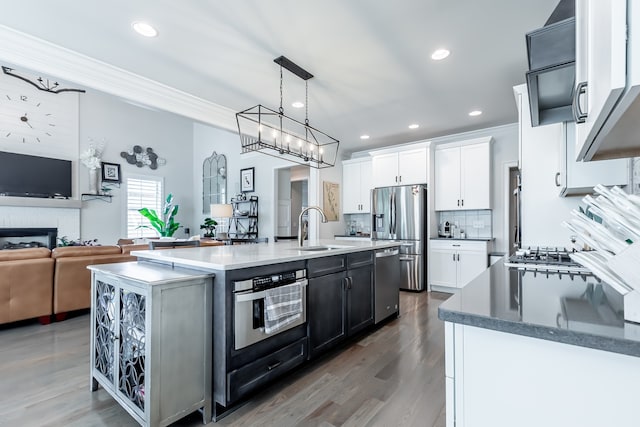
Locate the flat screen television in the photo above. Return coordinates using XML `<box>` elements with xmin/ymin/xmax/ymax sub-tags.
<box><xmin>0</xmin><ymin>151</ymin><xmax>72</xmax><ymax>198</ymax></box>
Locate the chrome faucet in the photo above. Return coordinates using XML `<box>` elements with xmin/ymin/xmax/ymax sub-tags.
<box><xmin>298</xmin><ymin>206</ymin><xmax>328</xmax><ymax>246</ymax></box>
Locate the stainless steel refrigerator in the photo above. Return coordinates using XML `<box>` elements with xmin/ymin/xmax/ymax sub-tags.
<box><xmin>371</xmin><ymin>184</ymin><xmax>427</xmax><ymax>291</ymax></box>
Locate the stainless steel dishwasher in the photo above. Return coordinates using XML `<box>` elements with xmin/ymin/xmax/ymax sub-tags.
<box><xmin>374</xmin><ymin>247</ymin><xmax>400</xmax><ymax>324</ymax></box>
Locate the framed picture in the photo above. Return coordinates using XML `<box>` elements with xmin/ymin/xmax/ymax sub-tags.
<box><xmin>101</xmin><ymin>162</ymin><xmax>121</xmax><ymax>183</ymax></box>
<box><xmin>240</xmin><ymin>167</ymin><xmax>255</xmax><ymax>193</ymax></box>
<box><xmin>323</xmin><ymin>181</ymin><xmax>339</xmax><ymax>221</ymax></box>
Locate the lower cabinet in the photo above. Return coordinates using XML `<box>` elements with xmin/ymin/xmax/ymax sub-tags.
<box><xmin>89</xmin><ymin>262</ymin><xmax>213</xmax><ymax>427</ymax></box>
<box><xmin>308</xmin><ymin>270</ymin><xmax>347</xmax><ymax>356</ymax></box>
<box><xmin>430</xmin><ymin>240</ymin><xmax>489</xmax><ymax>290</ymax></box>
<box><xmin>307</xmin><ymin>252</ymin><xmax>374</xmax><ymax>358</ymax></box>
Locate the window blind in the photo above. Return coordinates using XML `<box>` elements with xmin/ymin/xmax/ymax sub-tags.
<box><xmin>126</xmin><ymin>177</ymin><xmax>163</xmax><ymax>238</ymax></box>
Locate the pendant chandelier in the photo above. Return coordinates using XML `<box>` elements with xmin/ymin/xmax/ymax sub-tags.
<box><xmin>236</xmin><ymin>56</ymin><xmax>339</xmax><ymax>169</ymax></box>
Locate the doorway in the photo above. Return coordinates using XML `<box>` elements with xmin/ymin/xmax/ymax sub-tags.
<box><xmin>275</xmin><ymin>166</ymin><xmax>309</xmax><ymax>239</ymax></box>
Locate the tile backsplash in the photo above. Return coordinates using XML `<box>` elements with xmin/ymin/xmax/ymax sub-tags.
<box><xmin>438</xmin><ymin>210</ymin><xmax>492</xmax><ymax>239</ymax></box>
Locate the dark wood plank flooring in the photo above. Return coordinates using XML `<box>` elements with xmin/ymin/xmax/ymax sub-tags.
<box><xmin>0</xmin><ymin>291</ymin><xmax>449</xmax><ymax>427</ymax></box>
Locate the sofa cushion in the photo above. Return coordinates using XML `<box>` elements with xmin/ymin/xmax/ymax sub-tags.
<box><xmin>0</xmin><ymin>247</ymin><xmax>51</xmax><ymax>261</ymax></box>
<box><xmin>120</xmin><ymin>244</ymin><xmax>149</xmax><ymax>255</ymax></box>
<box><xmin>53</xmin><ymin>253</ymin><xmax>136</xmax><ymax>313</ymax></box>
<box><xmin>0</xmin><ymin>257</ymin><xmax>54</xmax><ymax>324</ymax></box>
<box><xmin>52</xmin><ymin>245</ymin><xmax>121</xmax><ymax>258</ymax></box>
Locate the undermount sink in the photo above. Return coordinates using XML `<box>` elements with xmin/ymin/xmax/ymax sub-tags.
<box><xmin>293</xmin><ymin>245</ymin><xmax>353</xmax><ymax>252</ymax></box>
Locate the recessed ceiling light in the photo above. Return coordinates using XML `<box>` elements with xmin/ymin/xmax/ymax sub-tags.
<box><xmin>408</xmin><ymin>124</ymin><xmax>420</xmax><ymax>129</ymax></box>
<box><xmin>431</xmin><ymin>49</ymin><xmax>450</xmax><ymax>61</ymax></box>
<box><xmin>360</xmin><ymin>135</ymin><xmax>370</xmax><ymax>140</ymax></box>
<box><xmin>292</xmin><ymin>101</ymin><xmax>304</xmax><ymax>108</ymax></box>
<box><xmin>132</xmin><ymin>21</ymin><xmax>158</xmax><ymax>38</ymax></box>
<box><xmin>469</xmin><ymin>110</ymin><xmax>482</xmax><ymax>117</ymax></box>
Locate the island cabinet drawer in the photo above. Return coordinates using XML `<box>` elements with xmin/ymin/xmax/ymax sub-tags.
<box><xmin>347</xmin><ymin>251</ymin><xmax>373</xmax><ymax>269</ymax></box>
<box><xmin>227</xmin><ymin>337</ymin><xmax>307</xmax><ymax>403</ymax></box>
<box><xmin>307</xmin><ymin>255</ymin><xmax>346</xmax><ymax>278</ymax></box>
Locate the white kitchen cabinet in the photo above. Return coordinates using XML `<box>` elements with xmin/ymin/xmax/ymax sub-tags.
<box><xmin>514</xmin><ymin>84</ymin><xmax>629</xmax><ymax>247</ymax></box>
<box><xmin>445</xmin><ymin>322</ymin><xmax>640</xmax><ymax>427</ymax></box>
<box><xmin>370</xmin><ymin>145</ymin><xmax>427</xmax><ymax>188</ymax></box>
<box><xmin>89</xmin><ymin>262</ymin><xmax>213</xmax><ymax>427</ymax></box>
<box><xmin>559</xmin><ymin>121</ymin><xmax>628</xmax><ymax>196</ymax></box>
<box><xmin>342</xmin><ymin>158</ymin><xmax>372</xmax><ymax>213</ymax></box>
<box><xmin>574</xmin><ymin>0</ymin><xmax>640</xmax><ymax>161</ymax></box>
<box><xmin>434</xmin><ymin>138</ymin><xmax>491</xmax><ymax>211</ymax></box>
<box><xmin>430</xmin><ymin>239</ymin><xmax>489</xmax><ymax>290</ymax></box>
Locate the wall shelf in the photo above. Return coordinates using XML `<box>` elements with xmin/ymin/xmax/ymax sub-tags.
<box><xmin>81</xmin><ymin>194</ymin><xmax>113</xmax><ymax>203</ymax></box>
<box><xmin>0</xmin><ymin>196</ymin><xmax>81</xmax><ymax>209</ymax></box>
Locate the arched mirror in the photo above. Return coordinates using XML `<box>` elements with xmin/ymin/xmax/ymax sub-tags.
<box><xmin>203</xmin><ymin>151</ymin><xmax>227</xmax><ymax>213</ymax></box>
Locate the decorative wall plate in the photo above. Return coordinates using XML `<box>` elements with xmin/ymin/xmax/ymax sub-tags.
<box><xmin>120</xmin><ymin>145</ymin><xmax>166</xmax><ymax>169</ymax></box>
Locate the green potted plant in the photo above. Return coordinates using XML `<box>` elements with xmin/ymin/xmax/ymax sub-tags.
<box><xmin>200</xmin><ymin>218</ymin><xmax>218</xmax><ymax>238</ymax></box>
<box><xmin>138</xmin><ymin>193</ymin><xmax>181</xmax><ymax>237</ymax></box>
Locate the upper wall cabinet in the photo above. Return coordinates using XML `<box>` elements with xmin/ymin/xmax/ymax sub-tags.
<box><xmin>434</xmin><ymin>137</ymin><xmax>491</xmax><ymax>211</ymax></box>
<box><xmin>560</xmin><ymin>121</ymin><xmax>628</xmax><ymax>196</ymax></box>
<box><xmin>370</xmin><ymin>144</ymin><xmax>428</xmax><ymax>188</ymax></box>
<box><xmin>342</xmin><ymin>158</ymin><xmax>372</xmax><ymax>214</ymax></box>
<box><xmin>515</xmin><ymin>84</ymin><xmax>628</xmax><ymax>198</ymax></box>
<box><xmin>574</xmin><ymin>0</ymin><xmax>640</xmax><ymax>161</ymax></box>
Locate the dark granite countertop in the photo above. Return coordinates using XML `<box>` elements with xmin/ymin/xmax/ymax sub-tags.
<box><xmin>438</xmin><ymin>259</ymin><xmax>640</xmax><ymax>357</ymax></box>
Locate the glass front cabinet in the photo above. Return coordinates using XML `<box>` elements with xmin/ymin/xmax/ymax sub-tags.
<box><xmin>89</xmin><ymin>262</ymin><xmax>213</xmax><ymax>427</ymax></box>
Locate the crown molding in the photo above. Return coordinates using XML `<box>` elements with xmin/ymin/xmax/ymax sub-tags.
<box><xmin>0</xmin><ymin>24</ymin><xmax>237</xmax><ymax>131</ymax></box>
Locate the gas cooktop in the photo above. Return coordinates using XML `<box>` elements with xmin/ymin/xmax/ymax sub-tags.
<box><xmin>505</xmin><ymin>246</ymin><xmax>592</xmax><ymax>277</ymax></box>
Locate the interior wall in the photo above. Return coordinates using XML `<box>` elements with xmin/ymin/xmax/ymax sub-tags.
<box><xmin>79</xmin><ymin>90</ymin><xmax>194</xmax><ymax>244</ymax></box>
<box><xmin>290</xmin><ymin>181</ymin><xmax>304</xmax><ymax>236</ymax></box>
<box><xmin>193</xmin><ymin>123</ymin><xmax>326</xmax><ymax>240</ymax></box>
<box><xmin>429</xmin><ymin>123</ymin><xmax>519</xmax><ymax>253</ymax></box>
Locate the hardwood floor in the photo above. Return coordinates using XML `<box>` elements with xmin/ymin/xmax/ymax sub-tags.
<box><xmin>0</xmin><ymin>291</ymin><xmax>450</xmax><ymax>427</ymax></box>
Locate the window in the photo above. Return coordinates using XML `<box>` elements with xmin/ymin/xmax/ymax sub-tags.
<box><xmin>126</xmin><ymin>176</ymin><xmax>163</xmax><ymax>238</ymax></box>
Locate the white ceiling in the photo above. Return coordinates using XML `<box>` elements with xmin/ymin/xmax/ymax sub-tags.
<box><xmin>0</xmin><ymin>0</ymin><xmax>559</xmax><ymax>154</ymax></box>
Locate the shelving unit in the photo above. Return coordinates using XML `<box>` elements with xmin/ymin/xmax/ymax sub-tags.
<box><xmin>81</xmin><ymin>193</ymin><xmax>113</xmax><ymax>202</ymax></box>
<box><xmin>228</xmin><ymin>196</ymin><xmax>258</xmax><ymax>240</ymax></box>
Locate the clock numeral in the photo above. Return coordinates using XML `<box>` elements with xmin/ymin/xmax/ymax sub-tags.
<box><xmin>36</xmin><ymin>137</ymin><xmax>41</xmax><ymax>143</ymax></box>
<box><xmin>20</xmin><ymin>95</ymin><xmax>27</xmax><ymax>102</ymax></box>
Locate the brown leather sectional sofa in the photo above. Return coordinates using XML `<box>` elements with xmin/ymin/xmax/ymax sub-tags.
<box><xmin>0</xmin><ymin>244</ymin><xmax>148</xmax><ymax>326</ymax></box>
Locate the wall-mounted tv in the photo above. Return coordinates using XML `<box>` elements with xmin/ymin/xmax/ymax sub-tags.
<box><xmin>0</xmin><ymin>151</ymin><xmax>72</xmax><ymax>198</ymax></box>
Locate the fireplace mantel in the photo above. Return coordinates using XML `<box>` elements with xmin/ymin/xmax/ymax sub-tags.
<box><xmin>0</xmin><ymin>196</ymin><xmax>81</xmax><ymax>209</ymax></box>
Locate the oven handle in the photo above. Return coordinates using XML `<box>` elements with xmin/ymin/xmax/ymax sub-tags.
<box><xmin>235</xmin><ymin>280</ymin><xmax>308</xmax><ymax>302</ymax></box>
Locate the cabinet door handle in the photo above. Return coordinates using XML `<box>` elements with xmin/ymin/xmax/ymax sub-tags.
<box><xmin>267</xmin><ymin>361</ymin><xmax>282</xmax><ymax>371</ymax></box>
<box><xmin>555</xmin><ymin>172</ymin><xmax>561</xmax><ymax>187</ymax></box>
<box><xmin>399</xmin><ymin>175</ymin><xmax>402</xmax><ymax>183</ymax></box>
<box><xmin>452</xmin><ymin>253</ymin><xmax>456</xmax><ymax>262</ymax></box>
<box><xmin>457</xmin><ymin>200</ymin><xmax>460</xmax><ymax>207</ymax></box>
<box><xmin>573</xmin><ymin>81</ymin><xmax>588</xmax><ymax>124</ymax></box>
<box><xmin>461</xmin><ymin>199</ymin><xmax>464</xmax><ymax>207</ymax></box>
<box><xmin>457</xmin><ymin>253</ymin><xmax>460</xmax><ymax>261</ymax></box>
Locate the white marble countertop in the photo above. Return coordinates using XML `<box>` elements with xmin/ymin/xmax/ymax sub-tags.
<box><xmin>132</xmin><ymin>239</ymin><xmax>401</xmax><ymax>270</ymax></box>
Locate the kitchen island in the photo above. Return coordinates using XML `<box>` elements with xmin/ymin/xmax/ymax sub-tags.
<box><xmin>129</xmin><ymin>239</ymin><xmax>401</xmax><ymax>421</ymax></box>
<box><xmin>439</xmin><ymin>258</ymin><xmax>640</xmax><ymax>427</ymax></box>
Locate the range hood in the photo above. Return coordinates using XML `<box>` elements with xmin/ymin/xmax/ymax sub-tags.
<box><xmin>525</xmin><ymin>0</ymin><xmax>576</xmax><ymax>127</ymax></box>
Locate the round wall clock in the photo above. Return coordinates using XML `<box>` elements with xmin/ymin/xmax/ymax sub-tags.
<box><xmin>1</xmin><ymin>93</ymin><xmax>56</xmax><ymax>144</ymax></box>
<box><xmin>0</xmin><ymin>73</ymin><xmax>78</xmax><ymax>156</ymax></box>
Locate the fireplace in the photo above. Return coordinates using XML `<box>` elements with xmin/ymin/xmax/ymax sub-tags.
<box><xmin>0</xmin><ymin>228</ymin><xmax>58</xmax><ymax>250</ymax></box>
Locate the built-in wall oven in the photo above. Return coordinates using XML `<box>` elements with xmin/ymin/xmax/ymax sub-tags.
<box><xmin>233</xmin><ymin>269</ymin><xmax>307</xmax><ymax>350</ymax></box>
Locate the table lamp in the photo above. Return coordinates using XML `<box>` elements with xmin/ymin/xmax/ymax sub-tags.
<box><xmin>210</xmin><ymin>203</ymin><xmax>233</xmax><ymax>239</ymax></box>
